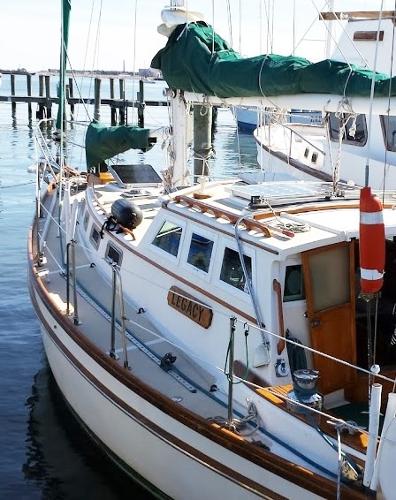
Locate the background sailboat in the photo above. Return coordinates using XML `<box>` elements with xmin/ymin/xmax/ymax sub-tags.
<box><xmin>255</xmin><ymin>10</ymin><xmax>396</xmax><ymax>189</ymax></box>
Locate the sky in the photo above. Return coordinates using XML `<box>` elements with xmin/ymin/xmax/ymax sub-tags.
<box><xmin>0</xmin><ymin>0</ymin><xmax>392</xmax><ymax>72</ymax></box>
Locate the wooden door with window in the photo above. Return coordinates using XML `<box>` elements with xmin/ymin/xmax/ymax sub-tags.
<box><xmin>302</xmin><ymin>241</ymin><xmax>357</xmax><ymax>395</ymax></box>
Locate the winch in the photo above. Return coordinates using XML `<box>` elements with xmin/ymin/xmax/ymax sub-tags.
<box><xmin>287</xmin><ymin>369</ymin><xmax>322</xmax><ymax>417</ymax></box>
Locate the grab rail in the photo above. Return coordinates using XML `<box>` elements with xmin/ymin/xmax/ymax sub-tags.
<box><xmin>66</xmin><ymin>240</ymin><xmax>80</xmax><ymax>325</ymax></box>
<box><xmin>109</xmin><ymin>263</ymin><xmax>130</xmax><ymax>370</ymax></box>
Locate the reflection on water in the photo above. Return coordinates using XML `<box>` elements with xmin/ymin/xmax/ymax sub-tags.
<box><xmin>24</xmin><ymin>363</ymin><xmax>153</xmax><ymax>500</ymax></box>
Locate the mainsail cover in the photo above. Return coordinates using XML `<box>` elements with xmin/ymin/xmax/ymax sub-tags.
<box><xmin>151</xmin><ymin>22</ymin><xmax>396</xmax><ymax>98</ymax></box>
<box><xmin>85</xmin><ymin>121</ymin><xmax>154</xmax><ymax>169</ymax></box>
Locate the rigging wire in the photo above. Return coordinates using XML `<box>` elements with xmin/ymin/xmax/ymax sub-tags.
<box><xmin>294</xmin><ymin>1</ymin><xmax>328</xmax><ymax>57</ymax></box>
<box><xmin>317</xmin><ymin>1</ymin><xmax>370</xmax><ymax>68</ymax></box>
<box><xmin>130</xmin><ymin>0</ymin><xmax>139</xmax><ymax>125</ymax></box>
<box><xmin>238</xmin><ymin>0</ymin><xmax>242</xmax><ymax>53</ymax></box>
<box><xmin>73</xmin><ymin>0</ymin><xmax>96</xmax><ymax>127</ymax></box>
<box><xmin>225</xmin><ymin>0</ymin><xmax>233</xmax><ymax>47</ymax></box>
<box><xmin>211</xmin><ymin>0</ymin><xmax>215</xmax><ymax>54</ymax></box>
<box><xmin>382</xmin><ymin>3</ymin><xmax>396</xmax><ymax>201</ymax></box>
<box><xmin>365</xmin><ymin>1</ymin><xmax>385</xmax><ymax>188</ymax></box>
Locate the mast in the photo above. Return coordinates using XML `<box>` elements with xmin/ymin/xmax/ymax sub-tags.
<box><xmin>56</xmin><ymin>0</ymin><xmax>71</xmax><ymax>131</ymax></box>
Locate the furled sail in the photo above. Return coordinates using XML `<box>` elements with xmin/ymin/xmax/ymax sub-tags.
<box><xmin>85</xmin><ymin>121</ymin><xmax>154</xmax><ymax>169</ymax></box>
<box><xmin>151</xmin><ymin>21</ymin><xmax>396</xmax><ymax>99</ymax></box>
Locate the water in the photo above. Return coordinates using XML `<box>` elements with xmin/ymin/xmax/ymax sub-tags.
<box><xmin>0</xmin><ymin>74</ymin><xmax>260</xmax><ymax>498</ymax></box>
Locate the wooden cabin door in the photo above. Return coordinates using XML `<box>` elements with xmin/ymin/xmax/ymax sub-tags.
<box><xmin>302</xmin><ymin>241</ymin><xmax>357</xmax><ymax>395</ymax></box>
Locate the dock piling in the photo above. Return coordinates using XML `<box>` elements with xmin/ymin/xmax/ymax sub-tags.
<box><xmin>119</xmin><ymin>79</ymin><xmax>126</xmax><ymax>124</ymax></box>
<box><xmin>10</xmin><ymin>74</ymin><xmax>16</xmax><ymax>117</ymax></box>
<box><xmin>109</xmin><ymin>78</ymin><xmax>117</xmax><ymax>125</ymax></box>
<box><xmin>68</xmin><ymin>77</ymin><xmax>74</xmax><ymax>118</ymax></box>
<box><xmin>44</xmin><ymin>75</ymin><xmax>52</xmax><ymax>119</ymax></box>
<box><xmin>138</xmin><ymin>79</ymin><xmax>145</xmax><ymax>128</ymax></box>
<box><xmin>26</xmin><ymin>74</ymin><xmax>32</xmax><ymax>120</ymax></box>
<box><xmin>94</xmin><ymin>78</ymin><xmax>101</xmax><ymax>121</ymax></box>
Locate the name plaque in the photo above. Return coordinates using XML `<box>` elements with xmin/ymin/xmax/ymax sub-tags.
<box><xmin>167</xmin><ymin>286</ymin><xmax>213</xmax><ymax>329</ymax></box>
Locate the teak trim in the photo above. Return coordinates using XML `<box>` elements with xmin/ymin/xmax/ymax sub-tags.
<box><xmin>174</xmin><ymin>195</ymin><xmax>272</xmax><ymax>237</ymax></box>
<box><xmin>273</xmin><ymin>279</ymin><xmax>286</xmax><ymax>355</ymax></box>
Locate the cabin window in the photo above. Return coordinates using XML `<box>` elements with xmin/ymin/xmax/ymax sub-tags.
<box><xmin>380</xmin><ymin>115</ymin><xmax>396</xmax><ymax>152</ymax></box>
<box><xmin>220</xmin><ymin>247</ymin><xmax>252</xmax><ymax>292</ymax></box>
<box><xmin>90</xmin><ymin>225</ymin><xmax>101</xmax><ymax>249</ymax></box>
<box><xmin>187</xmin><ymin>233</ymin><xmax>214</xmax><ymax>273</ymax></box>
<box><xmin>83</xmin><ymin>210</ymin><xmax>89</xmax><ymax>230</ymax></box>
<box><xmin>283</xmin><ymin>265</ymin><xmax>305</xmax><ymax>302</ymax></box>
<box><xmin>328</xmin><ymin>113</ymin><xmax>367</xmax><ymax>146</ymax></box>
<box><xmin>152</xmin><ymin>220</ymin><xmax>182</xmax><ymax>257</ymax></box>
<box><xmin>105</xmin><ymin>243</ymin><xmax>122</xmax><ymax>266</ymax></box>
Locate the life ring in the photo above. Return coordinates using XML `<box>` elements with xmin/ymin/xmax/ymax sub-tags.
<box><xmin>359</xmin><ymin>186</ymin><xmax>385</xmax><ymax>294</ymax></box>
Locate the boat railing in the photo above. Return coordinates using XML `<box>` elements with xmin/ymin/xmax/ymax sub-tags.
<box><xmin>65</xmin><ymin>239</ymin><xmax>80</xmax><ymax>325</ymax></box>
<box><xmin>263</xmin><ymin>119</ymin><xmax>326</xmax><ymax>160</ymax></box>
<box><xmin>109</xmin><ymin>262</ymin><xmax>130</xmax><ymax>370</ymax></box>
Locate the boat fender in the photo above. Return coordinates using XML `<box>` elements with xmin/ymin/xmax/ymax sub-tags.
<box><xmin>111</xmin><ymin>199</ymin><xmax>143</xmax><ymax>230</ymax></box>
<box><xmin>359</xmin><ymin>187</ymin><xmax>385</xmax><ymax>295</ymax></box>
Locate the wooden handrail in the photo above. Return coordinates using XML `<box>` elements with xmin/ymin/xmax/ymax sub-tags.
<box><xmin>174</xmin><ymin>195</ymin><xmax>272</xmax><ymax>237</ymax></box>
<box><xmin>174</xmin><ymin>195</ymin><xmax>296</xmax><ymax>238</ymax></box>
<box><xmin>273</xmin><ymin>279</ymin><xmax>286</xmax><ymax>355</ymax></box>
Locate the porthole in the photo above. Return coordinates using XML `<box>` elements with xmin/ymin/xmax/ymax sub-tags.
<box><xmin>90</xmin><ymin>225</ymin><xmax>101</xmax><ymax>249</ymax></box>
<box><xmin>105</xmin><ymin>243</ymin><xmax>123</xmax><ymax>266</ymax></box>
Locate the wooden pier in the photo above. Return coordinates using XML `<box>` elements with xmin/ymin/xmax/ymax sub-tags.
<box><xmin>0</xmin><ymin>72</ymin><xmax>167</xmax><ymax>126</ymax></box>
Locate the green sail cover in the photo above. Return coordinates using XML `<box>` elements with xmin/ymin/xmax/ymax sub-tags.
<box><xmin>151</xmin><ymin>22</ymin><xmax>396</xmax><ymax>98</ymax></box>
<box><xmin>85</xmin><ymin>121</ymin><xmax>153</xmax><ymax>169</ymax></box>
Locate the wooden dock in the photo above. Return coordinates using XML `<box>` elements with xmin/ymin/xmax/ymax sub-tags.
<box><xmin>0</xmin><ymin>72</ymin><xmax>167</xmax><ymax>126</ymax></box>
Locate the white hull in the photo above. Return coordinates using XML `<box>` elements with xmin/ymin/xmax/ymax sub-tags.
<box><xmin>31</xmin><ymin>285</ymin><xmax>320</xmax><ymax>500</ymax></box>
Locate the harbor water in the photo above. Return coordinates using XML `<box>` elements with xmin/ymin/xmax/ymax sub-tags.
<box><xmin>0</xmin><ymin>75</ymin><xmax>261</xmax><ymax>499</ymax></box>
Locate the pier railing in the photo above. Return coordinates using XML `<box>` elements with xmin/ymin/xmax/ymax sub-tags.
<box><xmin>0</xmin><ymin>72</ymin><xmax>167</xmax><ymax>125</ymax></box>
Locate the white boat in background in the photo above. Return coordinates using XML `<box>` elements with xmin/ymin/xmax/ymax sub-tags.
<box><xmin>235</xmin><ymin>106</ymin><xmax>321</xmax><ymax>132</ymax></box>
<box><xmin>29</xmin><ymin>2</ymin><xmax>396</xmax><ymax>498</ymax></box>
<box><xmin>256</xmin><ymin>11</ymin><xmax>396</xmax><ymax>189</ymax></box>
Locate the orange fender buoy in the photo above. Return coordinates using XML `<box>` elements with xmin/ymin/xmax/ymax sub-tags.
<box><xmin>359</xmin><ymin>187</ymin><xmax>385</xmax><ymax>294</ymax></box>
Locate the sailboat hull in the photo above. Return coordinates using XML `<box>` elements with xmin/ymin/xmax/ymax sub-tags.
<box><xmin>29</xmin><ymin>264</ymin><xmax>326</xmax><ymax>500</ymax></box>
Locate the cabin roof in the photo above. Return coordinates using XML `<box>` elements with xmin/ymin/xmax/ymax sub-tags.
<box><xmin>167</xmin><ymin>180</ymin><xmax>396</xmax><ymax>258</ymax></box>
<box><xmin>93</xmin><ymin>180</ymin><xmax>396</xmax><ymax>259</ymax></box>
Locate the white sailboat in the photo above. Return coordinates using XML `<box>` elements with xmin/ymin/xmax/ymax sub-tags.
<box><xmin>255</xmin><ymin>10</ymin><xmax>396</xmax><ymax>189</ymax></box>
<box><xmin>28</xmin><ymin>2</ymin><xmax>396</xmax><ymax>498</ymax></box>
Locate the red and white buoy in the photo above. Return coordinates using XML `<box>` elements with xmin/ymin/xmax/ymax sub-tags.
<box><xmin>359</xmin><ymin>187</ymin><xmax>385</xmax><ymax>295</ymax></box>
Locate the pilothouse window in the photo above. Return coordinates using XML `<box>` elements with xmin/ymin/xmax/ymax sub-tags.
<box><xmin>220</xmin><ymin>247</ymin><xmax>252</xmax><ymax>292</ymax></box>
<box><xmin>187</xmin><ymin>233</ymin><xmax>214</xmax><ymax>273</ymax></box>
<box><xmin>283</xmin><ymin>265</ymin><xmax>305</xmax><ymax>302</ymax></box>
<box><xmin>380</xmin><ymin>115</ymin><xmax>396</xmax><ymax>152</ymax></box>
<box><xmin>328</xmin><ymin>113</ymin><xmax>367</xmax><ymax>146</ymax></box>
<box><xmin>152</xmin><ymin>221</ymin><xmax>182</xmax><ymax>257</ymax></box>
